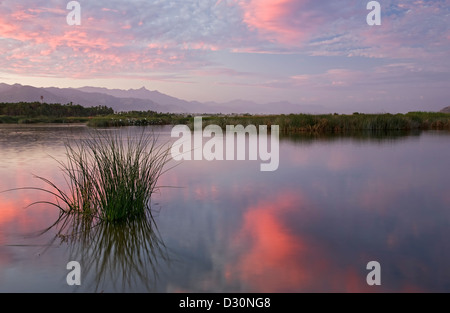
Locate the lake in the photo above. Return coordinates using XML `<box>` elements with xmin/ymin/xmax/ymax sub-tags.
<box><xmin>0</xmin><ymin>124</ymin><xmax>450</xmax><ymax>292</ymax></box>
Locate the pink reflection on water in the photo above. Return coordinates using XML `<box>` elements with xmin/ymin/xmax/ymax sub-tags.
<box><xmin>226</xmin><ymin>191</ymin><xmax>321</xmax><ymax>292</ymax></box>
<box><xmin>0</xmin><ymin>192</ymin><xmax>59</xmax><ymax>236</ymax></box>
<box><xmin>224</xmin><ymin>189</ymin><xmax>414</xmax><ymax>292</ymax></box>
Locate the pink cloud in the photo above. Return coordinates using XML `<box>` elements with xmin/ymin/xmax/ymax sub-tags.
<box><xmin>238</xmin><ymin>0</ymin><xmax>322</xmax><ymax>45</ymax></box>
<box><xmin>10</xmin><ymin>10</ymin><xmax>36</xmax><ymax>21</ymax></box>
<box><xmin>0</xmin><ymin>11</ymin><xmax>191</xmax><ymax>79</ymax></box>
<box><xmin>0</xmin><ymin>2</ymin><xmax>205</xmax><ymax>79</ymax></box>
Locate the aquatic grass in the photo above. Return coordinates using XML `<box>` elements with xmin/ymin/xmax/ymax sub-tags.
<box><xmin>34</xmin><ymin>129</ymin><xmax>171</xmax><ymax>223</ymax></box>
<box><xmin>197</xmin><ymin>112</ymin><xmax>450</xmax><ymax>134</ymax></box>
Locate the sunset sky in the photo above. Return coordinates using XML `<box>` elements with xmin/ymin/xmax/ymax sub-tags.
<box><xmin>0</xmin><ymin>0</ymin><xmax>449</xmax><ymax>112</ymax></box>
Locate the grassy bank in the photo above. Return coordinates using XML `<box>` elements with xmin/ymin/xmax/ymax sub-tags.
<box><xmin>0</xmin><ymin>102</ymin><xmax>113</xmax><ymax>125</ymax></box>
<box><xmin>86</xmin><ymin>112</ymin><xmax>190</xmax><ymax>127</ymax></box>
<box><xmin>197</xmin><ymin>112</ymin><xmax>450</xmax><ymax>133</ymax></box>
<box><xmin>2</xmin><ymin>104</ymin><xmax>450</xmax><ymax>134</ymax></box>
<box><xmin>88</xmin><ymin>112</ymin><xmax>450</xmax><ymax>133</ymax></box>
<box><xmin>0</xmin><ymin>115</ymin><xmax>91</xmax><ymax>124</ymax></box>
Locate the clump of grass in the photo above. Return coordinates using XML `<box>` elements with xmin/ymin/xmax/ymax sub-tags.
<box><xmin>35</xmin><ymin>130</ymin><xmax>171</xmax><ymax>223</ymax></box>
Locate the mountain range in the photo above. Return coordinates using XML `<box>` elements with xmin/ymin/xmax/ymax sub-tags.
<box><xmin>0</xmin><ymin>83</ymin><xmax>327</xmax><ymax>114</ymax></box>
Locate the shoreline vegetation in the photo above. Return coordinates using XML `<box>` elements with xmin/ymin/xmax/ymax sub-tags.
<box><xmin>0</xmin><ymin>101</ymin><xmax>113</xmax><ymax>124</ymax></box>
<box><xmin>1</xmin><ymin>101</ymin><xmax>450</xmax><ymax>133</ymax></box>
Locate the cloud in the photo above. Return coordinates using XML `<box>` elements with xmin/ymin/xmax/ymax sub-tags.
<box><xmin>0</xmin><ymin>1</ymin><xmax>235</xmax><ymax>78</ymax></box>
<box><xmin>0</xmin><ymin>0</ymin><xmax>448</xmax><ymax>109</ymax></box>
<box><xmin>306</xmin><ymin>0</ymin><xmax>450</xmax><ymax>61</ymax></box>
<box><xmin>1</xmin><ymin>1</ymin><xmax>449</xmax><ymax>71</ymax></box>
<box><xmin>237</xmin><ymin>0</ymin><xmax>317</xmax><ymax>45</ymax></box>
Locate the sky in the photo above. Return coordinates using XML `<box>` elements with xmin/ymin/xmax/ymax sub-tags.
<box><xmin>0</xmin><ymin>0</ymin><xmax>449</xmax><ymax>113</ymax></box>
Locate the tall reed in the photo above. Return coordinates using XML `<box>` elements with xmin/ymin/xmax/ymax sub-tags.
<box><xmin>36</xmin><ymin>129</ymin><xmax>171</xmax><ymax>223</ymax></box>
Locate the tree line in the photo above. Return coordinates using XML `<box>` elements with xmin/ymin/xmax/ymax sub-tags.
<box><xmin>0</xmin><ymin>102</ymin><xmax>114</xmax><ymax>117</ymax></box>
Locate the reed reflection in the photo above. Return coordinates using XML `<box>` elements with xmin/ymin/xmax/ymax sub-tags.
<box><xmin>44</xmin><ymin>210</ymin><xmax>169</xmax><ymax>292</ymax></box>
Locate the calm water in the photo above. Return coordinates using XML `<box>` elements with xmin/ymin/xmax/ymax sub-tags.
<box><xmin>0</xmin><ymin>124</ymin><xmax>450</xmax><ymax>292</ymax></box>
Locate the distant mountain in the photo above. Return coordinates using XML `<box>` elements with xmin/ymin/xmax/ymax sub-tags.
<box><xmin>46</xmin><ymin>87</ymin><xmax>169</xmax><ymax>112</ymax></box>
<box><xmin>77</xmin><ymin>86</ymin><xmax>201</xmax><ymax>112</ymax></box>
<box><xmin>440</xmin><ymin>107</ymin><xmax>450</xmax><ymax>113</ymax></box>
<box><xmin>77</xmin><ymin>86</ymin><xmax>329</xmax><ymax>114</ymax></box>
<box><xmin>0</xmin><ymin>84</ymin><xmax>68</xmax><ymax>104</ymax></box>
<box><xmin>0</xmin><ymin>83</ymin><xmax>13</xmax><ymax>93</ymax></box>
<box><xmin>0</xmin><ymin>83</ymin><xmax>326</xmax><ymax>114</ymax></box>
<box><xmin>78</xmin><ymin>86</ymin><xmax>327</xmax><ymax>114</ymax></box>
<box><xmin>0</xmin><ymin>84</ymin><xmax>172</xmax><ymax>112</ymax></box>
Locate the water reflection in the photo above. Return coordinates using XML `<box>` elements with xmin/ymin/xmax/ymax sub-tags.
<box><xmin>42</xmin><ymin>210</ymin><xmax>168</xmax><ymax>292</ymax></box>
<box><xmin>280</xmin><ymin>129</ymin><xmax>421</xmax><ymax>144</ymax></box>
<box><xmin>155</xmin><ymin>130</ymin><xmax>450</xmax><ymax>292</ymax></box>
<box><xmin>1</xmin><ymin>125</ymin><xmax>450</xmax><ymax>292</ymax></box>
